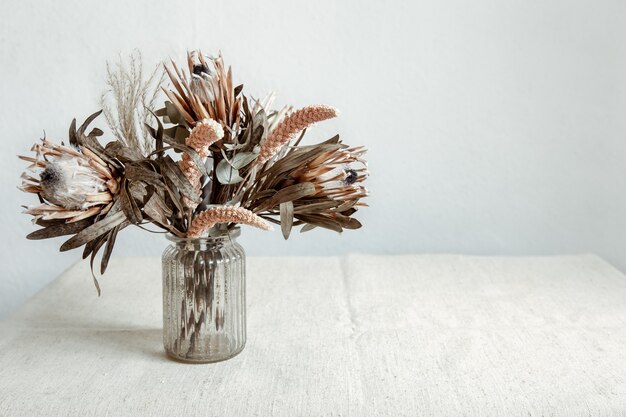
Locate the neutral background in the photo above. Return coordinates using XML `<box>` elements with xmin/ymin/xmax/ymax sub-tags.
<box><xmin>1</xmin><ymin>0</ymin><xmax>626</xmax><ymax>318</ymax></box>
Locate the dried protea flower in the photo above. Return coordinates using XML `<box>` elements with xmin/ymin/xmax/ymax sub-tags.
<box><xmin>291</xmin><ymin>145</ymin><xmax>368</xmax><ymax>202</ymax></box>
<box><xmin>243</xmin><ymin>135</ymin><xmax>368</xmax><ymax>238</ymax></box>
<box><xmin>163</xmin><ymin>51</ymin><xmax>241</xmax><ymax>142</ymax></box>
<box><xmin>19</xmin><ymin>139</ymin><xmax>119</xmax><ymax>223</ymax></box>
<box><xmin>257</xmin><ymin>105</ymin><xmax>339</xmax><ymax>164</ymax></box>
<box><xmin>188</xmin><ymin>206</ymin><xmax>273</xmax><ymax>237</ymax></box>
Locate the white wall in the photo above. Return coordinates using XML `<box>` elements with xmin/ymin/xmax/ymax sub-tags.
<box><xmin>2</xmin><ymin>0</ymin><xmax>626</xmax><ymax>317</ymax></box>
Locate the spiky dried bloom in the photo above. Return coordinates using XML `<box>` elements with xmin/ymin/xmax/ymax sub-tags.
<box><xmin>178</xmin><ymin>119</ymin><xmax>224</xmax><ymax>209</ymax></box>
<box><xmin>188</xmin><ymin>206</ymin><xmax>273</xmax><ymax>237</ymax></box>
<box><xmin>19</xmin><ymin>139</ymin><xmax>119</xmax><ymax>223</ymax></box>
<box><xmin>291</xmin><ymin>146</ymin><xmax>368</xmax><ymax>201</ymax></box>
<box><xmin>163</xmin><ymin>51</ymin><xmax>241</xmax><ymax>143</ymax></box>
<box><xmin>242</xmin><ymin>136</ymin><xmax>368</xmax><ymax>238</ymax></box>
<box><xmin>257</xmin><ymin>105</ymin><xmax>339</xmax><ymax>164</ymax></box>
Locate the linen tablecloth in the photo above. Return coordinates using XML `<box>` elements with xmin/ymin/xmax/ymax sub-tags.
<box><xmin>1</xmin><ymin>254</ymin><xmax>625</xmax><ymax>416</ymax></box>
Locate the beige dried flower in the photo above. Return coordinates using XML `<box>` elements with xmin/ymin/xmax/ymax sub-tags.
<box><xmin>292</xmin><ymin>146</ymin><xmax>369</xmax><ymax>201</ymax></box>
<box><xmin>188</xmin><ymin>206</ymin><xmax>273</xmax><ymax>237</ymax></box>
<box><xmin>257</xmin><ymin>105</ymin><xmax>338</xmax><ymax>164</ymax></box>
<box><xmin>19</xmin><ymin>139</ymin><xmax>119</xmax><ymax>223</ymax></box>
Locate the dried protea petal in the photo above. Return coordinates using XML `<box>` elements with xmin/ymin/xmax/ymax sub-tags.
<box><xmin>257</xmin><ymin>105</ymin><xmax>339</xmax><ymax>164</ymax></box>
<box><xmin>188</xmin><ymin>206</ymin><xmax>273</xmax><ymax>237</ymax></box>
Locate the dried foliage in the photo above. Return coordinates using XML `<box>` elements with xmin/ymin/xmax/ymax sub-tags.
<box><xmin>18</xmin><ymin>49</ymin><xmax>369</xmax><ymax>292</ymax></box>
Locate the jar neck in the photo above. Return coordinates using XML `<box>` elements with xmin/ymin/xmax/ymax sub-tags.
<box><xmin>166</xmin><ymin>227</ymin><xmax>241</xmax><ymax>250</ymax></box>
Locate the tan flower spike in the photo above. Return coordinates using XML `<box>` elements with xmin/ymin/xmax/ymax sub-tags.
<box><xmin>188</xmin><ymin>206</ymin><xmax>273</xmax><ymax>237</ymax></box>
<box><xmin>179</xmin><ymin>118</ymin><xmax>224</xmax><ymax>209</ymax></box>
<box><xmin>186</xmin><ymin>118</ymin><xmax>224</xmax><ymax>157</ymax></box>
<box><xmin>257</xmin><ymin>105</ymin><xmax>338</xmax><ymax>164</ymax></box>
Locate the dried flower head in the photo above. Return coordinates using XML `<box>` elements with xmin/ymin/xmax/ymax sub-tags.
<box><xmin>291</xmin><ymin>145</ymin><xmax>368</xmax><ymax>201</ymax></box>
<box><xmin>19</xmin><ymin>140</ymin><xmax>119</xmax><ymax>223</ymax></box>
<box><xmin>242</xmin><ymin>135</ymin><xmax>368</xmax><ymax>238</ymax></box>
<box><xmin>163</xmin><ymin>51</ymin><xmax>241</xmax><ymax>142</ymax></box>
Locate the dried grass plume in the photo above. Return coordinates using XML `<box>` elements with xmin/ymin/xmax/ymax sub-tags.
<box><xmin>100</xmin><ymin>50</ymin><xmax>165</xmax><ymax>156</ymax></box>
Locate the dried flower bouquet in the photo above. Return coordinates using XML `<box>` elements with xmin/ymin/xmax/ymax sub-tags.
<box><xmin>19</xmin><ymin>50</ymin><xmax>369</xmax><ymax>293</ymax></box>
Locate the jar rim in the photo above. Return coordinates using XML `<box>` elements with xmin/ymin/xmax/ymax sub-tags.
<box><xmin>166</xmin><ymin>226</ymin><xmax>241</xmax><ymax>243</ymax></box>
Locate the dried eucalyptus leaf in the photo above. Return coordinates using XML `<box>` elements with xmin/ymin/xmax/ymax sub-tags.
<box><xmin>100</xmin><ymin>222</ymin><xmax>128</xmax><ymax>274</ymax></box>
<box><xmin>88</xmin><ymin>234</ymin><xmax>108</xmax><ymax>296</ymax></box>
<box><xmin>88</xmin><ymin>128</ymin><xmax>104</xmax><ymax>137</ymax></box>
<box><xmin>26</xmin><ymin>219</ymin><xmax>92</xmax><ymax>240</ymax></box>
<box><xmin>128</xmin><ymin>181</ymin><xmax>148</xmax><ymax>202</ymax></box>
<box><xmin>216</xmin><ymin>159</ymin><xmax>244</xmax><ymax>184</ymax></box>
<box><xmin>344</xmin><ymin>217</ymin><xmax>362</xmax><ymax>230</ymax></box>
<box><xmin>163</xmin><ymin>126</ymin><xmax>190</xmax><ymax>146</ymax></box>
<box><xmin>266</xmin><ymin>182</ymin><xmax>316</xmax><ymax>208</ymax></box>
<box><xmin>161</xmin><ymin>156</ymin><xmax>200</xmax><ymax>202</ymax></box>
<box><xmin>300</xmin><ymin>223</ymin><xmax>317</xmax><ymax>233</ymax></box>
<box><xmin>77</xmin><ymin>110</ymin><xmax>103</xmax><ymax>137</ymax></box>
<box><xmin>124</xmin><ymin>164</ymin><xmax>162</xmax><ymax>183</ymax></box>
<box><xmin>280</xmin><ymin>201</ymin><xmax>294</xmax><ymax>240</ymax></box>
<box><xmin>230</xmin><ymin>152</ymin><xmax>258</xmax><ymax>170</ymax></box>
<box><xmin>165</xmin><ymin>100</ymin><xmax>185</xmax><ymax>125</ymax></box>
<box><xmin>105</xmin><ymin>141</ymin><xmax>144</xmax><ymax>162</ymax></box>
<box><xmin>154</xmin><ymin>107</ymin><xmax>168</xmax><ymax>117</ymax></box>
<box><xmin>60</xmin><ymin>211</ymin><xmax>126</xmax><ymax>252</ymax></box>
<box><xmin>295</xmin><ymin>214</ymin><xmax>343</xmax><ymax>233</ymax></box>
<box><xmin>120</xmin><ymin>182</ymin><xmax>142</xmax><ymax>224</ymax></box>
<box><xmin>69</xmin><ymin>118</ymin><xmax>78</xmax><ymax>147</ymax></box>
<box><xmin>144</xmin><ymin>193</ymin><xmax>173</xmax><ymax>228</ymax></box>
<box><xmin>293</xmin><ymin>200</ymin><xmax>341</xmax><ymax>213</ymax></box>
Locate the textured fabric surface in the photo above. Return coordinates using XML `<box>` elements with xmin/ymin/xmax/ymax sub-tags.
<box><xmin>1</xmin><ymin>254</ymin><xmax>626</xmax><ymax>416</ymax></box>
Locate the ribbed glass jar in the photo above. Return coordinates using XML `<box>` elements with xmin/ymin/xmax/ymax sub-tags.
<box><xmin>162</xmin><ymin>227</ymin><xmax>246</xmax><ymax>363</ymax></box>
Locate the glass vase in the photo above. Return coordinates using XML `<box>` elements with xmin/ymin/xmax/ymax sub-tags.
<box><xmin>161</xmin><ymin>227</ymin><xmax>246</xmax><ymax>363</ymax></box>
